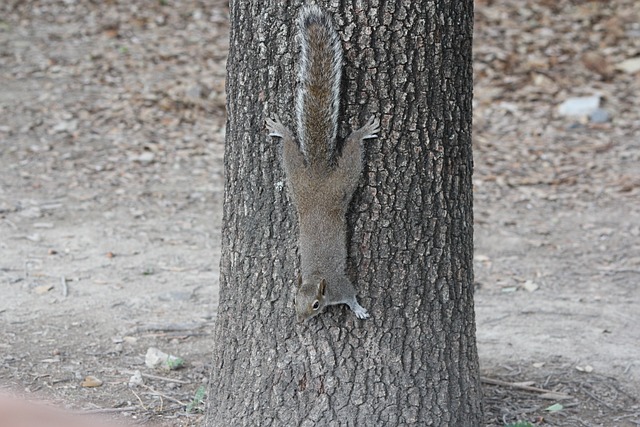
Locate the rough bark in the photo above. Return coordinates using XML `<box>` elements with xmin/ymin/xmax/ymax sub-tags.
<box><xmin>206</xmin><ymin>0</ymin><xmax>481</xmax><ymax>425</ymax></box>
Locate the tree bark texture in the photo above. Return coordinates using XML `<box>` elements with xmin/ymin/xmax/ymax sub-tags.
<box><xmin>206</xmin><ymin>1</ymin><xmax>480</xmax><ymax>425</ymax></box>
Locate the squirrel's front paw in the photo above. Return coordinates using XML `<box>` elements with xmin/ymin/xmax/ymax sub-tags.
<box><xmin>361</xmin><ymin>116</ymin><xmax>380</xmax><ymax>140</ymax></box>
<box><xmin>351</xmin><ymin>301</ymin><xmax>370</xmax><ymax>319</ymax></box>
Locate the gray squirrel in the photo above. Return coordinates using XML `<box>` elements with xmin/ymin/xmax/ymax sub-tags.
<box><xmin>266</xmin><ymin>5</ymin><xmax>379</xmax><ymax>322</ymax></box>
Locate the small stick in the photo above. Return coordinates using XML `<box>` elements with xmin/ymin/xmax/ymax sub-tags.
<box><xmin>72</xmin><ymin>405</ymin><xmax>139</xmax><ymax>415</ymax></box>
<box><xmin>3</xmin><ymin>218</ymin><xmax>17</xmax><ymax>229</ymax></box>
<box><xmin>142</xmin><ymin>384</ymin><xmax>187</xmax><ymax>406</ymax></box>
<box><xmin>73</xmin><ymin>404</ymin><xmax>183</xmax><ymax>416</ymax></box>
<box><xmin>123</xmin><ymin>370</ymin><xmax>190</xmax><ymax>384</ymax></box>
<box><xmin>60</xmin><ymin>276</ymin><xmax>68</xmax><ymax>297</ymax></box>
<box><xmin>133</xmin><ymin>322</ymin><xmax>205</xmax><ymax>333</ymax></box>
<box><xmin>129</xmin><ymin>387</ymin><xmax>147</xmax><ymax>411</ymax></box>
<box><xmin>481</xmin><ymin>376</ymin><xmax>572</xmax><ymax>399</ymax></box>
<box><xmin>581</xmin><ymin>387</ymin><xmax>614</xmax><ymax>410</ymax></box>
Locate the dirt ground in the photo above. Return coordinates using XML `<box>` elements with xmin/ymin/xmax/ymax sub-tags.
<box><xmin>1</xmin><ymin>1</ymin><xmax>638</xmax><ymax>426</ymax></box>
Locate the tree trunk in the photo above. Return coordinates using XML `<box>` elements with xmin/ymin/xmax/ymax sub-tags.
<box><xmin>205</xmin><ymin>0</ymin><xmax>481</xmax><ymax>425</ymax></box>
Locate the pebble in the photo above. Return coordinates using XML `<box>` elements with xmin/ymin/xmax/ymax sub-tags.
<box><xmin>589</xmin><ymin>108</ymin><xmax>610</xmax><ymax>123</ymax></box>
<box><xmin>128</xmin><ymin>370</ymin><xmax>144</xmax><ymax>387</ymax></box>
<box><xmin>558</xmin><ymin>95</ymin><xmax>600</xmax><ymax>117</ymax></box>
<box><xmin>185</xmin><ymin>85</ymin><xmax>202</xmax><ymax>101</ymax></box>
<box><xmin>145</xmin><ymin>347</ymin><xmax>184</xmax><ymax>370</ymax></box>
<box><xmin>19</xmin><ymin>206</ymin><xmax>43</xmax><ymax>219</ymax></box>
<box><xmin>33</xmin><ymin>222</ymin><xmax>54</xmax><ymax>229</ymax></box>
<box><xmin>158</xmin><ymin>291</ymin><xmax>193</xmax><ymax>301</ymax></box>
<box><xmin>615</xmin><ymin>57</ymin><xmax>640</xmax><ymax>74</ymax></box>
<box><xmin>145</xmin><ymin>347</ymin><xmax>168</xmax><ymax>368</ymax></box>
<box><xmin>131</xmin><ymin>151</ymin><xmax>155</xmax><ymax>164</ymax></box>
<box><xmin>51</xmin><ymin>119</ymin><xmax>78</xmax><ymax>133</ymax></box>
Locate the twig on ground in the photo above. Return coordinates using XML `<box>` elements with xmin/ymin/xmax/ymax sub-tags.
<box><xmin>481</xmin><ymin>376</ymin><xmax>572</xmax><ymax>400</ymax></box>
<box><xmin>123</xmin><ymin>370</ymin><xmax>190</xmax><ymax>384</ymax></box>
<box><xmin>580</xmin><ymin>386</ymin><xmax>614</xmax><ymax>410</ymax></box>
<box><xmin>130</xmin><ymin>322</ymin><xmax>206</xmax><ymax>334</ymax></box>
<box><xmin>72</xmin><ymin>405</ymin><xmax>139</xmax><ymax>415</ymax></box>
<box><xmin>129</xmin><ymin>387</ymin><xmax>147</xmax><ymax>411</ymax></box>
<box><xmin>60</xmin><ymin>276</ymin><xmax>68</xmax><ymax>297</ymax></box>
<box><xmin>142</xmin><ymin>384</ymin><xmax>187</xmax><ymax>406</ymax></box>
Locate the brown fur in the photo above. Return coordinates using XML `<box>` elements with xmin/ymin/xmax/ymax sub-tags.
<box><xmin>266</xmin><ymin>6</ymin><xmax>380</xmax><ymax>322</ymax></box>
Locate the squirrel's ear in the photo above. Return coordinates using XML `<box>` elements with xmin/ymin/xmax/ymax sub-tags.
<box><xmin>318</xmin><ymin>279</ymin><xmax>327</xmax><ymax>296</ymax></box>
<box><xmin>297</xmin><ymin>274</ymin><xmax>302</xmax><ymax>288</ymax></box>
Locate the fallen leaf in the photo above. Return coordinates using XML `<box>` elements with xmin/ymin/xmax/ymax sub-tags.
<box><xmin>34</xmin><ymin>285</ymin><xmax>54</xmax><ymax>294</ymax></box>
<box><xmin>545</xmin><ymin>403</ymin><xmax>563</xmax><ymax>412</ymax></box>
<box><xmin>474</xmin><ymin>254</ymin><xmax>491</xmax><ymax>262</ymax></box>
<box><xmin>81</xmin><ymin>376</ymin><xmax>103</xmax><ymax>388</ymax></box>
<box><xmin>582</xmin><ymin>52</ymin><xmax>613</xmax><ymax>79</ymax></box>
<box><xmin>522</xmin><ymin>280</ymin><xmax>539</xmax><ymax>292</ymax></box>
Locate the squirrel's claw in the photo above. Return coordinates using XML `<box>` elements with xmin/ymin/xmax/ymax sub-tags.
<box><xmin>266</xmin><ymin>117</ymin><xmax>290</xmax><ymax>138</ymax></box>
<box><xmin>361</xmin><ymin>116</ymin><xmax>380</xmax><ymax>140</ymax></box>
<box><xmin>350</xmin><ymin>301</ymin><xmax>370</xmax><ymax>319</ymax></box>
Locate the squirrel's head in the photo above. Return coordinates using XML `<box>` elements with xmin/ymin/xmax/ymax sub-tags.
<box><xmin>295</xmin><ymin>275</ymin><xmax>327</xmax><ymax>322</ymax></box>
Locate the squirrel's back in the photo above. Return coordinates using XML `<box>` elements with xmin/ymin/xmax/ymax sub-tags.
<box><xmin>296</xmin><ymin>6</ymin><xmax>342</xmax><ymax>166</ymax></box>
<box><xmin>266</xmin><ymin>5</ymin><xmax>379</xmax><ymax>322</ymax></box>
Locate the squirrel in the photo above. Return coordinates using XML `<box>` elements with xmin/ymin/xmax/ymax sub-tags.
<box><xmin>266</xmin><ymin>5</ymin><xmax>380</xmax><ymax>322</ymax></box>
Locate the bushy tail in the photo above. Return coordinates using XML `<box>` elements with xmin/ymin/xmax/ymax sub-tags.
<box><xmin>296</xmin><ymin>5</ymin><xmax>342</xmax><ymax>165</ymax></box>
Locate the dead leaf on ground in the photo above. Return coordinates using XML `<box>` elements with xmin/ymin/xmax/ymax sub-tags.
<box><xmin>81</xmin><ymin>376</ymin><xmax>103</xmax><ymax>388</ymax></box>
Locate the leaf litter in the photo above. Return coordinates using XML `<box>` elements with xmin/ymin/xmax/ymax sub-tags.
<box><xmin>0</xmin><ymin>0</ymin><xmax>638</xmax><ymax>426</ymax></box>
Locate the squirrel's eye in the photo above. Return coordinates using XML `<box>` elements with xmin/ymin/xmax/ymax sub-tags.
<box><xmin>312</xmin><ymin>301</ymin><xmax>320</xmax><ymax>310</ymax></box>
